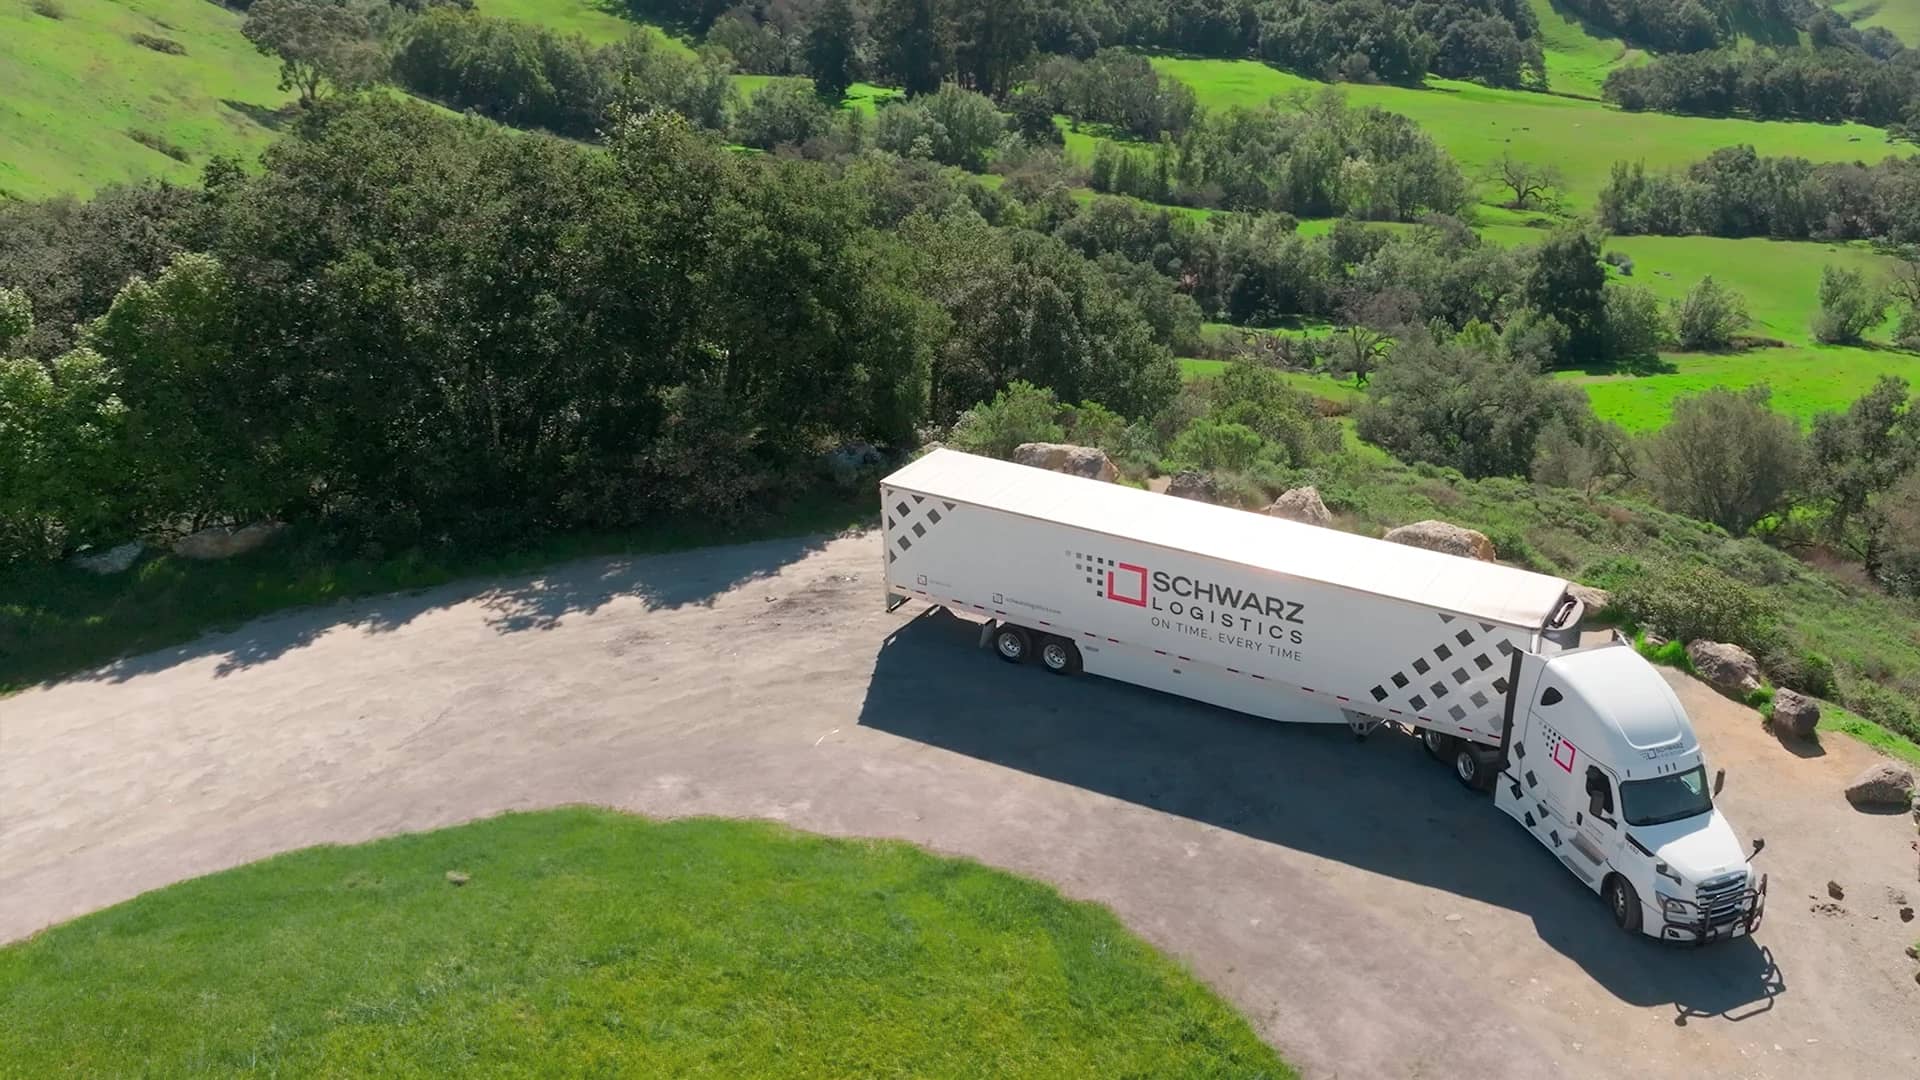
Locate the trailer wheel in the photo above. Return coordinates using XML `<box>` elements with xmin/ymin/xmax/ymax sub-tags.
<box><xmin>1605</xmin><ymin>874</ymin><xmax>1643</xmax><ymax>934</ymax></box>
<box><xmin>1038</xmin><ymin>637</ymin><xmax>1081</xmax><ymax>675</ymax></box>
<box><xmin>1452</xmin><ymin>744</ymin><xmax>1495</xmax><ymax>792</ymax></box>
<box><xmin>993</xmin><ymin>625</ymin><xmax>1032</xmax><ymax>664</ymax></box>
<box><xmin>1421</xmin><ymin>728</ymin><xmax>1454</xmax><ymax>760</ymax></box>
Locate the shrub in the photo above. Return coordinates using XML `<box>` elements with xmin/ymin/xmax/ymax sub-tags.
<box><xmin>1641</xmin><ymin>386</ymin><xmax>1802</xmax><ymax>534</ymax></box>
<box><xmin>31</xmin><ymin>0</ymin><xmax>65</xmax><ymax>18</ymax></box>
<box><xmin>1670</xmin><ymin>276</ymin><xmax>1750</xmax><ymax>350</ymax></box>
<box><xmin>1602</xmin><ymin>283</ymin><xmax>1667</xmax><ymax>371</ymax></box>
<box><xmin>1169</xmin><ymin>418</ymin><xmax>1264</xmax><ymax>472</ymax></box>
<box><xmin>947</xmin><ymin>381</ymin><xmax>1063</xmax><ymax>459</ymax></box>
<box><xmin>1760</xmin><ymin>643</ymin><xmax>1838</xmax><ymax>699</ymax></box>
<box><xmin>1813</xmin><ymin>264</ymin><xmax>1886</xmax><ymax>345</ymax></box>
<box><xmin>1610</xmin><ymin>561</ymin><xmax>1780</xmax><ymax>651</ymax></box>
<box><xmin>1635</xmin><ymin>633</ymin><xmax>1692</xmax><ymax>671</ymax></box>
<box><xmin>132</xmin><ymin>32</ymin><xmax>187</xmax><ymax>54</ymax></box>
<box><xmin>127</xmin><ymin>129</ymin><xmax>190</xmax><ymax>163</ymax></box>
<box><xmin>733</xmin><ymin>81</ymin><xmax>834</xmax><ymax>150</ymax></box>
<box><xmin>1602</xmin><ymin>250</ymin><xmax>1634</xmax><ymax>276</ymax></box>
<box><xmin>1844</xmin><ymin>679</ymin><xmax>1920</xmax><ymax>743</ymax></box>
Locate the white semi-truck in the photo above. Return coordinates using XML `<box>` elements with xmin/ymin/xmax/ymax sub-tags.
<box><xmin>880</xmin><ymin>449</ymin><xmax>1768</xmax><ymax>943</ymax></box>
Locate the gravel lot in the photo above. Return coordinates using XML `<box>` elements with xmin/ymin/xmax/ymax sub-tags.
<box><xmin>3</xmin><ymin>532</ymin><xmax>1916</xmax><ymax>1078</ymax></box>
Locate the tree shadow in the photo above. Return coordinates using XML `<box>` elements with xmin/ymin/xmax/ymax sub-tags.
<box><xmin>859</xmin><ymin>606</ymin><xmax>1788</xmax><ymax>1020</ymax></box>
<box><xmin>59</xmin><ymin>532</ymin><xmax>841</xmax><ymax>683</ymax></box>
<box><xmin>221</xmin><ymin>99</ymin><xmax>292</xmax><ymax>132</ymax></box>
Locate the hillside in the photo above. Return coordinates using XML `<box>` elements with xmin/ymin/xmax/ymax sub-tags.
<box><xmin>1527</xmin><ymin>0</ymin><xmax>1640</xmax><ymax>99</ymax></box>
<box><xmin>1836</xmin><ymin>0</ymin><xmax>1920</xmax><ymax>42</ymax></box>
<box><xmin>1151</xmin><ymin>56</ymin><xmax>1906</xmax><ymax>213</ymax></box>
<box><xmin>0</xmin><ymin>0</ymin><xmax>289</xmax><ymax>199</ymax></box>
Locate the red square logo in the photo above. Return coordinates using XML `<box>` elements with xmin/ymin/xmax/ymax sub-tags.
<box><xmin>1552</xmin><ymin>739</ymin><xmax>1578</xmax><ymax>773</ymax></box>
<box><xmin>1107</xmin><ymin>563</ymin><xmax>1148</xmax><ymax>607</ymax></box>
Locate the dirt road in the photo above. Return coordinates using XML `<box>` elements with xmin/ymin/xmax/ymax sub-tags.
<box><xmin>4</xmin><ymin>532</ymin><xmax>1917</xmax><ymax>1079</ymax></box>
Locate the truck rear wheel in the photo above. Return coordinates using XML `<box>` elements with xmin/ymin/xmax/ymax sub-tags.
<box><xmin>1452</xmin><ymin>744</ymin><xmax>1495</xmax><ymax>792</ymax></box>
<box><xmin>993</xmin><ymin>625</ymin><xmax>1032</xmax><ymax>664</ymax></box>
<box><xmin>1421</xmin><ymin>728</ymin><xmax>1454</xmax><ymax>759</ymax></box>
<box><xmin>1038</xmin><ymin>637</ymin><xmax>1081</xmax><ymax>675</ymax></box>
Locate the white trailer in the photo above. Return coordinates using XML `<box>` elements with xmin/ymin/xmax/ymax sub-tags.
<box><xmin>880</xmin><ymin>449</ymin><xmax>1768</xmax><ymax>942</ymax></box>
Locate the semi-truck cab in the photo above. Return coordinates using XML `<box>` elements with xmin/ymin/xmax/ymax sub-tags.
<box><xmin>1497</xmin><ymin>644</ymin><xmax>1767</xmax><ymax>942</ymax></box>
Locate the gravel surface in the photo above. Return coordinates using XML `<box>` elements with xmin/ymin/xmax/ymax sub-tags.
<box><xmin>4</xmin><ymin>531</ymin><xmax>1917</xmax><ymax>1079</ymax></box>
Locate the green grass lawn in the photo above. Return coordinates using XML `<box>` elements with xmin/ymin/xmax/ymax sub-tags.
<box><xmin>1151</xmin><ymin>56</ymin><xmax>1905</xmax><ymax>212</ymax></box>
<box><xmin>0</xmin><ymin>0</ymin><xmax>291</xmax><ymax>199</ymax></box>
<box><xmin>0</xmin><ymin>490</ymin><xmax>872</xmax><ymax>694</ymax></box>
<box><xmin>1527</xmin><ymin>0</ymin><xmax>1640</xmax><ymax>100</ymax></box>
<box><xmin>1568</xmin><ymin>346</ymin><xmax>1920</xmax><ymax>431</ymax></box>
<box><xmin>0</xmin><ymin>808</ymin><xmax>1292</xmax><ymax>1078</ymax></box>
<box><xmin>476</xmin><ymin>0</ymin><xmax>690</xmax><ymax>49</ymax></box>
<box><xmin>1835</xmin><ymin>0</ymin><xmax>1920</xmax><ymax>43</ymax></box>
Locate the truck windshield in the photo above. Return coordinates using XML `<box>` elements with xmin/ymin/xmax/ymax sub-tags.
<box><xmin>1620</xmin><ymin>766</ymin><xmax>1714</xmax><ymax>827</ymax></box>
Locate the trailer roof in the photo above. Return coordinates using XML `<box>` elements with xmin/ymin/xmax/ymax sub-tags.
<box><xmin>884</xmin><ymin>449</ymin><xmax>1571</xmax><ymax>630</ymax></box>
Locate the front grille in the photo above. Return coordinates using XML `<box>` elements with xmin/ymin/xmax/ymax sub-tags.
<box><xmin>1698</xmin><ymin>871</ymin><xmax>1748</xmax><ymax>925</ymax></box>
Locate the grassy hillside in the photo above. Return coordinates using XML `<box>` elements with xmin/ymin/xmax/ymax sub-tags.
<box><xmin>1836</xmin><ymin>0</ymin><xmax>1920</xmax><ymax>43</ymax></box>
<box><xmin>1527</xmin><ymin>0</ymin><xmax>1640</xmax><ymax>99</ymax></box>
<box><xmin>0</xmin><ymin>0</ymin><xmax>290</xmax><ymax>199</ymax></box>
<box><xmin>1151</xmin><ymin>56</ymin><xmax>1904</xmax><ymax>211</ymax></box>
<box><xmin>0</xmin><ymin>809</ymin><xmax>1291</xmax><ymax>1076</ymax></box>
<box><xmin>476</xmin><ymin>0</ymin><xmax>689</xmax><ymax>49</ymax></box>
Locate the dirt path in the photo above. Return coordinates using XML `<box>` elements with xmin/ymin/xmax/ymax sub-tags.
<box><xmin>3</xmin><ymin>533</ymin><xmax>1916</xmax><ymax>1079</ymax></box>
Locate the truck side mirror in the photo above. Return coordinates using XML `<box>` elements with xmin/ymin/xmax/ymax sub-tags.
<box><xmin>1748</xmin><ymin>837</ymin><xmax>1766</xmax><ymax>862</ymax></box>
<box><xmin>1712</xmin><ymin>768</ymin><xmax>1725</xmax><ymax>796</ymax></box>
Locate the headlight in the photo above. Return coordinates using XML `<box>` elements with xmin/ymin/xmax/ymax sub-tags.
<box><xmin>1655</xmin><ymin>891</ymin><xmax>1693</xmax><ymax>915</ymax></box>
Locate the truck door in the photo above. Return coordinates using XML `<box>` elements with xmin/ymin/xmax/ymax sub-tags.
<box><xmin>1494</xmin><ymin>653</ymin><xmax>1610</xmax><ymax>892</ymax></box>
<box><xmin>1570</xmin><ymin>761</ymin><xmax>1625</xmax><ymax>880</ymax></box>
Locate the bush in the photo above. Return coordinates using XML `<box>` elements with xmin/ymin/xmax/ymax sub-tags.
<box><xmin>132</xmin><ymin>32</ymin><xmax>187</xmax><ymax>54</ymax></box>
<box><xmin>1169</xmin><ymin>418</ymin><xmax>1264</xmax><ymax>471</ymax></box>
<box><xmin>1844</xmin><ymin>679</ymin><xmax>1920</xmax><ymax>743</ymax></box>
<box><xmin>1670</xmin><ymin>276</ymin><xmax>1750</xmax><ymax>350</ymax></box>
<box><xmin>1813</xmin><ymin>264</ymin><xmax>1887</xmax><ymax>345</ymax></box>
<box><xmin>872</xmin><ymin>85</ymin><xmax>1004</xmax><ymax>171</ymax></box>
<box><xmin>127</xmin><ymin>129</ymin><xmax>190</xmax><ymax>163</ymax></box>
<box><xmin>1760</xmin><ymin>643</ymin><xmax>1838</xmax><ymax>699</ymax></box>
<box><xmin>1641</xmin><ymin>386</ymin><xmax>1802</xmax><ymax>534</ymax></box>
<box><xmin>1602</xmin><ymin>250</ymin><xmax>1634</xmax><ymax>276</ymax></box>
<box><xmin>733</xmin><ymin>80</ymin><xmax>834</xmax><ymax>149</ymax></box>
<box><xmin>1602</xmin><ymin>282</ymin><xmax>1667</xmax><ymax>371</ymax></box>
<box><xmin>1609</xmin><ymin>561</ymin><xmax>1779</xmax><ymax>652</ymax></box>
<box><xmin>947</xmin><ymin>381</ymin><xmax>1063</xmax><ymax>459</ymax></box>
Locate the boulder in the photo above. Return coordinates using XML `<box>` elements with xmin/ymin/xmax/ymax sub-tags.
<box><xmin>1383</xmin><ymin>520</ymin><xmax>1495</xmax><ymax>561</ymax></box>
<box><xmin>1013</xmin><ymin>442</ymin><xmax>1117</xmax><ymax>483</ymax></box>
<box><xmin>823</xmin><ymin>441</ymin><xmax>885</xmax><ymax>489</ymax></box>
<box><xmin>1166</xmin><ymin>469</ymin><xmax>1219</xmax><ymax>504</ymax></box>
<box><xmin>1770</xmin><ymin>688</ymin><xmax>1820</xmax><ymax>739</ymax></box>
<box><xmin>1845</xmin><ymin>762</ymin><xmax>1915</xmax><ymax>810</ymax></box>
<box><xmin>1265</xmin><ymin>486</ymin><xmax>1331</xmax><ymax>527</ymax></box>
<box><xmin>172</xmin><ymin>522</ymin><xmax>286</xmax><ymax>561</ymax></box>
<box><xmin>1567</xmin><ymin>583</ymin><xmax>1611</xmax><ymax>621</ymax></box>
<box><xmin>69</xmin><ymin>541</ymin><xmax>144</xmax><ymax>575</ymax></box>
<box><xmin>1686</xmin><ymin>640</ymin><xmax>1762</xmax><ymax>699</ymax></box>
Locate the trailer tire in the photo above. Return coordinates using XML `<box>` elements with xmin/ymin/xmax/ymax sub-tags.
<box><xmin>1421</xmin><ymin>728</ymin><xmax>1454</xmax><ymax>760</ymax></box>
<box><xmin>993</xmin><ymin>625</ymin><xmax>1032</xmax><ymax>665</ymax></box>
<box><xmin>1038</xmin><ymin>637</ymin><xmax>1081</xmax><ymax>675</ymax></box>
<box><xmin>1605</xmin><ymin>874</ymin><xmax>1643</xmax><ymax>934</ymax></box>
<box><xmin>1452</xmin><ymin>743</ymin><xmax>1495</xmax><ymax>792</ymax></box>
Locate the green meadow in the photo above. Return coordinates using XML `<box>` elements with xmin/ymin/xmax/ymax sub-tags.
<box><xmin>1150</xmin><ymin>56</ymin><xmax>1905</xmax><ymax>211</ymax></box>
<box><xmin>0</xmin><ymin>0</ymin><xmax>290</xmax><ymax>199</ymax></box>
<box><xmin>1526</xmin><ymin>0</ymin><xmax>1640</xmax><ymax>100</ymax></box>
<box><xmin>475</xmin><ymin>0</ymin><xmax>688</xmax><ymax>48</ymax></box>
<box><xmin>0</xmin><ymin>809</ymin><xmax>1292</xmax><ymax>1077</ymax></box>
<box><xmin>1835</xmin><ymin>0</ymin><xmax>1920</xmax><ymax>43</ymax></box>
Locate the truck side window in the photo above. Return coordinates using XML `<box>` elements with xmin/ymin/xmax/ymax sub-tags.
<box><xmin>1539</xmin><ymin>686</ymin><xmax>1563</xmax><ymax>707</ymax></box>
<box><xmin>1585</xmin><ymin>766</ymin><xmax>1615</xmax><ymax>821</ymax></box>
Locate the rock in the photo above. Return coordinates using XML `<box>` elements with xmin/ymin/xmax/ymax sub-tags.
<box><xmin>172</xmin><ymin>522</ymin><xmax>286</xmax><ymax>561</ymax></box>
<box><xmin>822</xmin><ymin>441</ymin><xmax>884</xmax><ymax>488</ymax></box>
<box><xmin>1900</xmin><ymin>907</ymin><xmax>1913</xmax><ymax>923</ymax></box>
<box><xmin>1012</xmin><ymin>442</ymin><xmax>1117</xmax><ymax>483</ymax></box>
<box><xmin>1643</xmin><ymin>632</ymin><xmax>1668</xmax><ymax>649</ymax></box>
<box><xmin>1845</xmin><ymin>762</ymin><xmax>1916</xmax><ymax>810</ymax></box>
<box><xmin>1566</xmin><ymin>583</ymin><xmax>1611</xmax><ymax>620</ymax></box>
<box><xmin>1686</xmin><ymin>640</ymin><xmax>1762</xmax><ymax>699</ymax></box>
<box><xmin>1265</xmin><ymin>485</ymin><xmax>1331</xmax><ymax>527</ymax></box>
<box><xmin>68</xmin><ymin>541</ymin><xmax>144</xmax><ymax>575</ymax></box>
<box><xmin>1771</xmin><ymin>688</ymin><xmax>1821</xmax><ymax>739</ymax></box>
<box><xmin>1166</xmin><ymin>469</ymin><xmax>1218</xmax><ymax>504</ymax></box>
<box><xmin>1828</xmin><ymin>880</ymin><xmax>1845</xmax><ymax>901</ymax></box>
<box><xmin>445</xmin><ymin>870</ymin><xmax>470</xmax><ymax>886</ymax></box>
<box><xmin>1382</xmin><ymin>520</ymin><xmax>1495</xmax><ymax>561</ymax></box>
<box><xmin>1908</xmin><ymin>943</ymin><xmax>1920</xmax><ymax>960</ymax></box>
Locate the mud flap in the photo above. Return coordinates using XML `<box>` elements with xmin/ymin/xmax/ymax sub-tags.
<box><xmin>978</xmin><ymin>618</ymin><xmax>998</xmax><ymax>650</ymax></box>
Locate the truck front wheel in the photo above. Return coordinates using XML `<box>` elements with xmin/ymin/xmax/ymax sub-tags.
<box><xmin>1605</xmin><ymin>874</ymin><xmax>1644</xmax><ymax>934</ymax></box>
<box><xmin>993</xmin><ymin>625</ymin><xmax>1032</xmax><ymax>664</ymax></box>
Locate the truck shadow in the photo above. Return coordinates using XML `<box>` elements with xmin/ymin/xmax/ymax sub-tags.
<box><xmin>859</xmin><ymin>607</ymin><xmax>1786</xmax><ymax>1019</ymax></box>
